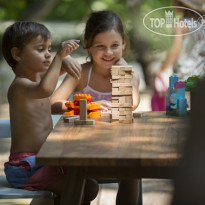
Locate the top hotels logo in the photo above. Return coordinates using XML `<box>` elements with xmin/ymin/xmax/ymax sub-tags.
<box><xmin>143</xmin><ymin>6</ymin><xmax>204</xmax><ymax>36</ymax></box>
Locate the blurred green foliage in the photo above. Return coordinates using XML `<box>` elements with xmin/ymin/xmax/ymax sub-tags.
<box><xmin>0</xmin><ymin>0</ymin><xmax>36</xmax><ymax>20</ymax></box>
<box><xmin>0</xmin><ymin>0</ymin><xmax>129</xmax><ymax>21</ymax></box>
<box><xmin>0</xmin><ymin>0</ymin><xmax>177</xmax><ymax>58</ymax></box>
<box><xmin>45</xmin><ymin>0</ymin><xmax>128</xmax><ymax>21</ymax></box>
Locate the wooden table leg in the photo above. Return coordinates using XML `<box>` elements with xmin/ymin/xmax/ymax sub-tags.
<box><xmin>60</xmin><ymin>167</ymin><xmax>86</xmax><ymax>205</ymax></box>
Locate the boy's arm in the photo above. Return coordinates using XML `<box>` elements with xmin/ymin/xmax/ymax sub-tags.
<box><xmin>18</xmin><ymin>40</ymin><xmax>79</xmax><ymax>99</ymax></box>
<box><xmin>50</xmin><ymin>74</ymin><xmax>79</xmax><ymax>114</ymax></box>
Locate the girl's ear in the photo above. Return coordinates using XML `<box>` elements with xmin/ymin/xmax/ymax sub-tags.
<box><xmin>11</xmin><ymin>47</ymin><xmax>21</xmax><ymax>62</ymax></box>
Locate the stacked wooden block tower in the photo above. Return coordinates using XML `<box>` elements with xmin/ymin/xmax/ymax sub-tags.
<box><xmin>111</xmin><ymin>65</ymin><xmax>133</xmax><ymax>123</ymax></box>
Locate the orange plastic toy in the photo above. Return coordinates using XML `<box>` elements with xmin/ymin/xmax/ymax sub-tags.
<box><xmin>64</xmin><ymin>94</ymin><xmax>101</xmax><ymax>117</ymax></box>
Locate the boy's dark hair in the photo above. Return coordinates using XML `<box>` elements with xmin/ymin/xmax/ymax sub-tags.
<box><xmin>2</xmin><ymin>21</ymin><xmax>51</xmax><ymax>72</ymax></box>
<box><xmin>84</xmin><ymin>10</ymin><xmax>126</xmax><ymax>49</ymax></box>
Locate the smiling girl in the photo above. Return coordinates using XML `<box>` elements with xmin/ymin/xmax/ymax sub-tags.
<box><xmin>51</xmin><ymin>10</ymin><xmax>140</xmax><ymax>113</ymax></box>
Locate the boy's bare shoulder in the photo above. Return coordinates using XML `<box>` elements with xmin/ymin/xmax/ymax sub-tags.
<box><xmin>8</xmin><ymin>77</ymin><xmax>32</xmax><ymax>98</ymax></box>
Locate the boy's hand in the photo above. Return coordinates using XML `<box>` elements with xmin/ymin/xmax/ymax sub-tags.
<box><xmin>114</xmin><ymin>57</ymin><xmax>128</xmax><ymax>66</ymax></box>
<box><xmin>62</xmin><ymin>56</ymin><xmax>81</xmax><ymax>79</ymax></box>
<box><xmin>57</xmin><ymin>40</ymin><xmax>80</xmax><ymax>59</ymax></box>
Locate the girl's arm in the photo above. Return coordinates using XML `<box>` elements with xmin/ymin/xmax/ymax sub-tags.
<box><xmin>60</xmin><ymin>55</ymin><xmax>82</xmax><ymax>78</ymax></box>
<box><xmin>50</xmin><ymin>74</ymin><xmax>79</xmax><ymax>114</ymax></box>
<box><xmin>155</xmin><ymin>26</ymin><xmax>187</xmax><ymax>78</ymax></box>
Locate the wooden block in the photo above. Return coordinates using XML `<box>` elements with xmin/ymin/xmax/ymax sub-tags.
<box><xmin>118</xmin><ymin>70</ymin><xmax>132</xmax><ymax>76</ymax></box>
<box><xmin>125</xmin><ymin>78</ymin><xmax>132</xmax><ymax>83</ymax></box>
<box><xmin>111</xmin><ymin>68</ymin><xmax>119</xmax><ymax>75</ymax></box>
<box><xmin>119</xmin><ymin>115</ymin><xmax>126</xmax><ymax>120</ymax></box>
<box><xmin>110</xmin><ymin>79</ymin><xmax>118</xmax><ymax>83</ymax></box>
<box><xmin>111</xmin><ymin>113</ymin><xmax>120</xmax><ymax>119</ymax></box>
<box><xmin>118</xmin><ymin>86</ymin><xmax>132</xmax><ymax>92</ymax></box>
<box><xmin>111</xmin><ymin>75</ymin><xmax>120</xmax><ymax>80</ymax></box>
<box><xmin>112</xmin><ymin>83</ymin><xmax>133</xmax><ymax>87</ymax></box>
<box><xmin>119</xmin><ymin>119</ymin><xmax>133</xmax><ymax>124</ymax></box>
<box><xmin>124</xmin><ymin>75</ymin><xmax>133</xmax><ymax>79</ymax></box>
<box><xmin>80</xmin><ymin>99</ymin><xmax>87</xmax><ymax>121</ymax></box>
<box><xmin>126</xmin><ymin>114</ymin><xmax>133</xmax><ymax>119</ymax></box>
<box><xmin>112</xmin><ymin>65</ymin><xmax>132</xmax><ymax>71</ymax></box>
<box><xmin>112</xmin><ymin>90</ymin><xmax>132</xmax><ymax>96</ymax></box>
<box><xmin>112</xmin><ymin>96</ymin><xmax>120</xmax><ymax>100</ymax></box>
<box><xmin>126</xmin><ymin>87</ymin><xmax>133</xmax><ymax>91</ymax></box>
<box><xmin>119</xmin><ymin>110</ymin><xmax>132</xmax><ymax>115</ymax></box>
<box><xmin>111</xmin><ymin>119</ymin><xmax>119</xmax><ymax>122</ymax></box>
<box><xmin>74</xmin><ymin>119</ymin><xmax>95</xmax><ymax>125</ymax></box>
<box><xmin>118</xmin><ymin>86</ymin><xmax>126</xmax><ymax>91</ymax></box>
<box><xmin>119</xmin><ymin>66</ymin><xmax>132</xmax><ymax>71</ymax></box>
<box><xmin>111</xmin><ymin>75</ymin><xmax>132</xmax><ymax>79</ymax></box>
<box><xmin>100</xmin><ymin>111</ymin><xmax>111</xmax><ymax>118</ymax></box>
<box><xmin>119</xmin><ymin>96</ymin><xmax>125</xmax><ymax>104</ymax></box>
<box><xmin>125</xmin><ymin>96</ymin><xmax>133</xmax><ymax>103</ymax></box>
<box><xmin>133</xmin><ymin>112</ymin><xmax>146</xmax><ymax>118</ymax></box>
<box><xmin>63</xmin><ymin>115</ymin><xmax>79</xmax><ymax>123</ymax></box>
<box><xmin>112</xmin><ymin>87</ymin><xmax>119</xmax><ymax>91</ymax></box>
<box><xmin>111</xmin><ymin>110</ymin><xmax>120</xmax><ymax>115</ymax></box>
<box><xmin>117</xmin><ymin>79</ymin><xmax>125</xmax><ymax>83</ymax></box>
<box><xmin>111</xmin><ymin>108</ymin><xmax>119</xmax><ymax>111</ymax></box>
<box><xmin>111</xmin><ymin>103</ymin><xmax>133</xmax><ymax>108</ymax></box>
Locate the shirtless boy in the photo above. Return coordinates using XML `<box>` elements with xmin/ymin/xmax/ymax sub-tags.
<box><xmin>2</xmin><ymin>21</ymin><xmax>98</xmax><ymax>204</ymax></box>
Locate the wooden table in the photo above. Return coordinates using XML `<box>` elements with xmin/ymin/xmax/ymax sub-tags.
<box><xmin>36</xmin><ymin>111</ymin><xmax>188</xmax><ymax>205</ymax></box>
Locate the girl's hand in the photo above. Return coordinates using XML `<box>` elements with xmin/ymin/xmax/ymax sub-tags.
<box><xmin>95</xmin><ymin>100</ymin><xmax>111</xmax><ymax>111</ymax></box>
<box><xmin>114</xmin><ymin>57</ymin><xmax>128</xmax><ymax>66</ymax></box>
<box><xmin>62</xmin><ymin>56</ymin><xmax>81</xmax><ymax>79</ymax></box>
<box><xmin>57</xmin><ymin>40</ymin><xmax>80</xmax><ymax>59</ymax></box>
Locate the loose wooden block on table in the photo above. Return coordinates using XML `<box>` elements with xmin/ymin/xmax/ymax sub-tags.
<box><xmin>74</xmin><ymin>99</ymin><xmax>95</xmax><ymax>125</ymax></box>
<box><xmin>74</xmin><ymin>120</ymin><xmax>95</xmax><ymax>125</ymax></box>
<box><xmin>63</xmin><ymin>115</ymin><xmax>79</xmax><ymax>123</ymax></box>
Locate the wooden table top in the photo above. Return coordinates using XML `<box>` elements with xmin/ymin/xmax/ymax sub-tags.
<box><xmin>36</xmin><ymin>111</ymin><xmax>188</xmax><ymax>168</ymax></box>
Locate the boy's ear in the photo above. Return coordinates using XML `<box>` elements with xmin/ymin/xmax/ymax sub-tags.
<box><xmin>122</xmin><ymin>39</ymin><xmax>126</xmax><ymax>50</ymax></box>
<box><xmin>11</xmin><ymin>47</ymin><xmax>21</xmax><ymax>62</ymax></box>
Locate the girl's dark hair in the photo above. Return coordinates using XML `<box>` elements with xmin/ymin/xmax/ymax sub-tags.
<box><xmin>84</xmin><ymin>10</ymin><xmax>126</xmax><ymax>49</ymax></box>
<box><xmin>2</xmin><ymin>21</ymin><xmax>51</xmax><ymax>72</ymax></box>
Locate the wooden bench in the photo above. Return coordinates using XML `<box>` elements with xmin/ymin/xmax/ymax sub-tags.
<box><xmin>0</xmin><ymin>176</ymin><xmax>53</xmax><ymax>199</ymax></box>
